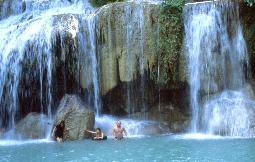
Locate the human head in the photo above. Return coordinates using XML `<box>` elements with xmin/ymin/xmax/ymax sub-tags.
<box><xmin>60</xmin><ymin>120</ymin><xmax>65</xmax><ymax>128</ymax></box>
<box><xmin>116</xmin><ymin>121</ymin><xmax>121</xmax><ymax>127</ymax></box>
<box><xmin>95</xmin><ymin>128</ymin><xmax>101</xmax><ymax>133</ymax></box>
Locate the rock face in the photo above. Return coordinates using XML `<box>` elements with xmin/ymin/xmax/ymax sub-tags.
<box><xmin>94</xmin><ymin>1</ymin><xmax>178</xmax><ymax>116</ymax></box>
<box><xmin>53</xmin><ymin>95</ymin><xmax>95</xmax><ymax>140</ymax></box>
<box><xmin>0</xmin><ymin>1</ymin><xmax>171</xmax><ymax>129</ymax></box>
<box><xmin>95</xmin><ymin>2</ymin><xmax>160</xmax><ymax>95</ymax></box>
<box><xmin>18</xmin><ymin>13</ymin><xmax>81</xmax><ymax>119</ymax></box>
<box><xmin>240</xmin><ymin>4</ymin><xmax>255</xmax><ymax>79</ymax></box>
<box><xmin>15</xmin><ymin>113</ymin><xmax>48</xmax><ymax>139</ymax></box>
<box><xmin>148</xmin><ymin>103</ymin><xmax>190</xmax><ymax>133</ymax></box>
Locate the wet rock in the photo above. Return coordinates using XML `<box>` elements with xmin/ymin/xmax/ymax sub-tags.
<box><xmin>142</xmin><ymin>122</ymin><xmax>170</xmax><ymax>135</ymax></box>
<box><xmin>18</xmin><ymin>13</ymin><xmax>81</xmax><ymax>119</ymax></box>
<box><xmin>15</xmin><ymin>112</ymin><xmax>48</xmax><ymax>139</ymax></box>
<box><xmin>130</xmin><ymin>102</ymin><xmax>190</xmax><ymax>133</ymax></box>
<box><xmin>148</xmin><ymin>104</ymin><xmax>190</xmax><ymax>133</ymax></box>
<box><xmin>95</xmin><ymin>2</ymin><xmax>160</xmax><ymax>95</ymax></box>
<box><xmin>53</xmin><ymin>94</ymin><xmax>95</xmax><ymax>140</ymax></box>
<box><xmin>240</xmin><ymin>4</ymin><xmax>255</xmax><ymax>79</ymax></box>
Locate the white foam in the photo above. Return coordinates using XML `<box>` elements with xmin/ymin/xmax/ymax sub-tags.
<box><xmin>0</xmin><ymin>139</ymin><xmax>53</xmax><ymax>146</ymax></box>
<box><xmin>174</xmin><ymin>133</ymin><xmax>252</xmax><ymax>140</ymax></box>
<box><xmin>95</xmin><ymin>115</ymin><xmax>161</xmax><ymax>137</ymax></box>
<box><xmin>185</xmin><ymin>0</ymin><xmax>220</xmax><ymax>6</ymax></box>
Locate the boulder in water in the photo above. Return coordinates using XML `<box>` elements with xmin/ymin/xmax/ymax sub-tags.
<box><xmin>150</xmin><ymin>104</ymin><xmax>190</xmax><ymax>133</ymax></box>
<box><xmin>15</xmin><ymin>112</ymin><xmax>48</xmax><ymax>139</ymax></box>
<box><xmin>53</xmin><ymin>94</ymin><xmax>95</xmax><ymax>140</ymax></box>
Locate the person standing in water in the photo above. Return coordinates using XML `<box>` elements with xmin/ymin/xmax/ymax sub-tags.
<box><xmin>52</xmin><ymin>120</ymin><xmax>69</xmax><ymax>142</ymax></box>
<box><xmin>85</xmin><ymin>128</ymin><xmax>106</xmax><ymax>140</ymax></box>
<box><xmin>112</xmin><ymin>121</ymin><xmax>127</xmax><ymax>140</ymax></box>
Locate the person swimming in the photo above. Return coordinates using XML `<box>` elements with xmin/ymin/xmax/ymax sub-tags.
<box><xmin>52</xmin><ymin>120</ymin><xmax>69</xmax><ymax>142</ymax></box>
<box><xmin>112</xmin><ymin>121</ymin><xmax>127</xmax><ymax>140</ymax></box>
<box><xmin>85</xmin><ymin>128</ymin><xmax>107</xmax><ymax>140</ymax></box>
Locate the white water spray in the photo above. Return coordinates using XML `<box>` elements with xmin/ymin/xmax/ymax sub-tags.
<box><xmin>184</xmin><ymin>1</ymin><xmax>255</xmax><ymax>137</ymax></box>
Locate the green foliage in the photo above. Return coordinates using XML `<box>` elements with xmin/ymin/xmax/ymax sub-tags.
<box><xmin>243</xmin><ymin>0</ymin><xmax>255</xmax><ymax>6</ymax></box>
<box><xmin>159</xmin><ymin>0</ymin><xmax>184</xmax><ymax>88</ymax></box>
<box><xmin>89</xmin><ymin>0</ymin><xmax>123</xmax><ymax>7</ymax></box>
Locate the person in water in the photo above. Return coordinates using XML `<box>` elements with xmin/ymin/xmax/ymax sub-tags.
<box><xmin>85</xmin><ymin>128</ymin><xmax>106</xmax><ymax>140</ymax></box>
<box><xmin>52</xmin><ymin>120</ymin><xmax>69</xmax><ymax>142</ymax></box>
<box><xmin>112</xmin><ymin>120</ymin><xmax>127</xmax><ymax>140</ymax></box>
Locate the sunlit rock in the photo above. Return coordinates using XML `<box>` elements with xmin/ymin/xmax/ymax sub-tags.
<box><xmin>95</xmin><ymin>1</ymin><xmax>160</xmax><ymax>95</ymax></box>
<box><xmin>53</xmin><ymin>94</ymin><xmax>95</xmax><ymax>140</ymax></box>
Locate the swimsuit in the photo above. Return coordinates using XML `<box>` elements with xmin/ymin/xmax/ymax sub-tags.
<box><xmin>55</xmin><ymin>125</ymin><xmax>64</xmax><ymax>139</ymax></box>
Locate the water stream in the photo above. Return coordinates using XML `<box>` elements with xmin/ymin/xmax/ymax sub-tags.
<box><xmin>0</xmin><ymin>0</ymin><xmax>102</xmax><ymax>138</ymax></box>
<box><xmin>0</xmin><ymin>0</ymin><xmax>162</xmax><ymax>139</ymax></box>
<box><xmin>184</xmin><ymin>1</ymin><xmax>255</xmax><ymax>137</ymax></box>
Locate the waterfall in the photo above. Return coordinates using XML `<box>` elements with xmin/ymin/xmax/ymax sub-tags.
<box><xmin>77</xmin><ymin>14</ymin><xmax>101</xmax><ymax>117</ymax></box>
<box><xmin>184</xmin><ymin>1</ymin><xmax>255</xmax><ymax>137</ymax></box>
<box><xmin>0</xmin><ymin>0</ymin><xmax>161</xmax><ymax>139</ymax></box>
<box><xmin>124</xmin><ymin>4</ymin><xmax>135</xmax><ymax>116</ymax></box>
<box><xmin>0</xmin><ymin>0</ymin><xmax>102</xmax><ymax>138</ymax></box>
<box><xmin>0</xmin><ymin>0</ymin><xmax>56</xmax><ymax>134</ymax></box>
<box><xmin>124</xmin><ymin>1</ymin><xmax>148</xmax><ymax>117</ymax></box>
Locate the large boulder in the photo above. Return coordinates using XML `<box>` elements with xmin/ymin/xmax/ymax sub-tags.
<box><xmin>53</xmin><ymin>94</ymin><xmax>95</xmax><ymax>140</ymax></box>
<box><xmin>15</xmin><ymin>112</ymin><xmax>48</xmax><ymax>139</ymax></box>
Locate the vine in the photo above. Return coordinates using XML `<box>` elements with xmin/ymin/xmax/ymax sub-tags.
<box><xmin>158</xmin><ymin>0</ymin><xmax>185</xmax><ymax>88</ymax></box>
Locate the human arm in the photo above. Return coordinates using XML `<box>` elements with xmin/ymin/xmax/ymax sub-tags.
<box><xmin>85</xmin><ymin>130</ymin><xmax>96</xmax><ymax>134</ymax></box>
<box><xmin>99</xmin><ymin>132</ymin><xmax>104</xmax><ymax>139</ymax></box>
<box><xmin>65</xmin><ymin>127</ymin><xmax>73</xmax><ymax>132</ymax></box>
<box><xmin>94</xmin><ymin>132</ymin><xmax>104</xmax><ymax>140</ymax></box>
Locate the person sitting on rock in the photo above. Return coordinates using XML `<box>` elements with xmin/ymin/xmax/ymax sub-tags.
<box><xmin>52</xmin><ymin>120</ymin><xmax>69</xmax><ymax>142</ymax></box>
<box><xmin>112</xmin><ymin>120</ymin><xmax>127</xmax><ymax>140</ymax></box>
<box><xmin>85</xmin><ymin>128</ymin><xmax>106</xmax><ymax>140</ymax></box>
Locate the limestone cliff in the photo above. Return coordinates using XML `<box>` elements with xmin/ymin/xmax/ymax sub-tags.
<box><xmin>94</xmin><ymin>2</ymin><xmax>160</xmax><ymax>95</ymax></box>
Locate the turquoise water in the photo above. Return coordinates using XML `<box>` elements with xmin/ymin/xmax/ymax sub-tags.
<box><xmin>0</xmin><ymin>135</ymin><xmax>254</xmax><ymax>162</ymax></box>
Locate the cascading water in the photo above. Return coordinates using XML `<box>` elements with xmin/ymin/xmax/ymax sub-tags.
<box><xmin>77</xmin><ymin>14</ymin><xmax>101</xmax><ymax>117</ymax></box>
<box><xmin>0</xmin><ymin>0</ymin><xmax>162</xmax><ymax>140</ymax></box>
<box><xmin>124</xmin><ymin>4</ymin><xmax>135</xmax><ymax>116</ymax></box>
<box><xmin>0</xmin><ymin>0</ymin><xmax>56</xmax><ymax>135</ymax></box>
<box><xmin>124</xmin><ymin>1</ymin><xmax>148</xmax><ymax>117</ymax></box>
<box><xmin>0</xmin><ymin>0</ymin><xmax>102</xmax><ymax>139</ymax></box>
<box><xmin>184</xmin><ymin>1</ymin><xmax>255</xmax><ymax>137</ymax></box>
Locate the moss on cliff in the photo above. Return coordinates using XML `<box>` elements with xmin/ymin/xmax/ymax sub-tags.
<box><xmin>89</xmin><ymin>0</ymin><xmax>124</xmax><ymax>7</ymax></box>
<box><xmin>158</xmin><ymin>0</ymin><xmax>185</xmax><ymax>89</ymax></box>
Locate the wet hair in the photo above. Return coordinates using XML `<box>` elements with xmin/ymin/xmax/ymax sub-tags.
<box><xmin>59</xmin><ymin>120</ymin><xmax>65</xmax><ymax>128</ymax></box>
<box><xmin>95</xmin><ymin>128</ymin><xmax>101</xmax><ymax>132</ymax></box>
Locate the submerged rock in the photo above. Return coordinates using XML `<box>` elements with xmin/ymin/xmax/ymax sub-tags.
<box><xmin>149</xmin><ymin>104</ymin><xmax>190</xmax><ymax>133</ymax></box>
<box><xmin>15</xmin><ymin>112</ymin><xmax>48</xmax><ymax>139</ymax></box>
<box><xmin>53</xmin><ymin>94</ymin><xmax>95</xmax><ymax>140</ymax></box>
